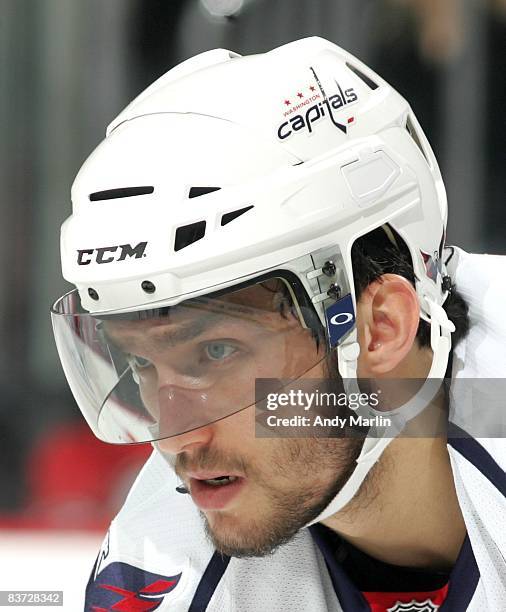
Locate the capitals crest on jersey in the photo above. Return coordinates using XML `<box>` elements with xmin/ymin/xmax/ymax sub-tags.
<box><xmin>387</xmin><ymin>598</ymin><xmax>439</xmax><ymax>612</ymax></box>
<box><xmin>86</xmin><ymin>561</ymin><xmax>182</xmax><ymax>611</ymax></box>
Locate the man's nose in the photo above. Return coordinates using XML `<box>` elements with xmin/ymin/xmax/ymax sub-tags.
<box><xmin>156</xmin><ymin>419</ymin><xmax>214</xmax><ymax>455</ymax></box>
<box><xmin>155</xmin><ymin>384</ymin><xmax>215</xmax><ymax>454</ymax></box>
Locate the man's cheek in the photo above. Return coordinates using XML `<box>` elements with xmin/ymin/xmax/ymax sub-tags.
<box><xmin>220</xmin><ymin>403</ymin><xmax>257</xmax><ymax>437</ymax></box>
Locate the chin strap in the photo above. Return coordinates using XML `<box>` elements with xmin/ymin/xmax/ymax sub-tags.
<box><xmin>307</xmin><ymin>297</ymin><xmax>455</xmax><ymax>525</ymax></box>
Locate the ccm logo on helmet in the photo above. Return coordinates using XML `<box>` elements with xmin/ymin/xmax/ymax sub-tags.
<box><xmin>77</xmin><ymin>242</ymin><xmax>148</xmax><ymax>265</ymax></box>
<box><xmin>277</xmin><ymin>84</ymin><xmax>358</xmax><ymax>140</ymax></box>
<box><xmin>329</xmin><ymin>312</ymin><xmax>354</xmax><ymax>326</ymax></box>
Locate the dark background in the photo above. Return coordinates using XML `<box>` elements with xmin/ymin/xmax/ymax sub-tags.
<box><xmin>0</xmin><ymin>0</ymin><xmax>504</xmax><ymax>527</ymax></box>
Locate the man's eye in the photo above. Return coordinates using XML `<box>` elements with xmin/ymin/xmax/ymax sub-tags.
<box><xmin>204</xmin><ymin>343</ymin><xmax>237</xmax><ymax>361</ymax></box>
<box><xmin>131</xmin><ymin>355</ymin><xmax>153</xmax><ymax>369</ymax></box>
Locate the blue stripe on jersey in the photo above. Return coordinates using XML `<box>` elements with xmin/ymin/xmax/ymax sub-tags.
<box><xmin>448</xmin><ymin>422</ymin><xmax>506</xmax><ymax>497</ymax></box>
<box><xmin>439</xmin><ymin>535</ymin><xmax>479</xmax><ymax>611</ymax></box>
<box><xmin>309</xmin><ymin>525</ymin><xmax>371</xmax><ymax>611</ymax></box>
<box><xmin>188</xmin><ymin>551</ymin><xmax>231</xmax><ymax>612</ymax></box>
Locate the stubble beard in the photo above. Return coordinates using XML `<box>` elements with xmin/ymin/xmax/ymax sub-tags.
<box><xmin>197</xmin><ymin>436</ymin><xmax>364</xmax><ymax>558</ymax></box>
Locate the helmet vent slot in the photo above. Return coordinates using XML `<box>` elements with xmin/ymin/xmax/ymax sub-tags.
<box><xmin>174</xmin><ymin>220</ymin><xmax>206</xmax><ymax>251</ymax></box>
<box><xmin>221</xmin><ymin>205</ymin><xmax>254</xmax><ymax>226</ymax></box>
<box><xmin>345</xmin><ymin>62</ymin><xmax>378</xmax><ymax>90</ymax></box>
<box><xmin>89</xmin><ymin>186</ymin><xmax>154</xmax><ymax>201</ymax></box>
<box><xmin>405</xmin><ymin>115</ymin><xmax>430</xmax><ymax>164</ymax></box>
<box><xmin>189</xmin><ymin>186</ymin><xmax>221</xmax><ymax>198</ymax></box>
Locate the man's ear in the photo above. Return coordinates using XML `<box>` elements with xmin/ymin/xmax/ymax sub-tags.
<box><xmin>356</xmin><ymin>274</ymin><xmax>420</xmax><ymax>376</ymax></box>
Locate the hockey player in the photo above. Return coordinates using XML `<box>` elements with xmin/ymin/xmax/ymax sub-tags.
<box><xmin>51</xmin><ymin>38</ymin><xmax>505</xmax><ymax>611</ymax></box>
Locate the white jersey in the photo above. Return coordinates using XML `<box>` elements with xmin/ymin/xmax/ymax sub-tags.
<box><xmin>85</xmin><ymin>249</ymin><xmax>506</xmax><ymax>612</ymax></box>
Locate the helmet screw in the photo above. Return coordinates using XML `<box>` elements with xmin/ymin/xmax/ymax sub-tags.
<box><xmin>322</xmin><ymin>260</ymin><xmax>336</xmax><ymax>277</ymax></box>
<box><xmin>88</xmin><ymin>288</ymin><xmax>99</xmax><ymax>301</ymax></box>
<box><xmin>327</xmin><ymin>283</ymin><xmax>341</xmax><ymax>300</ymax></box>
<box><xmin>442</xmin><ymin>275</ymin><xmax>452</xmax><ymax>292</ymax></box>
<box><xmin>141</xmin><ymin>280</ymin><xmax>156</xmax><ymax>294</ymax></box>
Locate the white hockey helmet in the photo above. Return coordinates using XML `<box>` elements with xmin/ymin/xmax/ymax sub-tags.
<box><xmin>52</xmin><ymin>37</ymin><xmax>454</xmax><ymax>514</ymax></box>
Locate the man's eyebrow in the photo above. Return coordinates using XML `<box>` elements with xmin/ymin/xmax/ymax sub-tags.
<box><xmin>150</xmin><ymin>314</ymin><xmax>230</xmax><ymax>347</ymax></box>
<box><xmin>191</xmin><ymin>298</ymin><xmax>264</xmax><ymax>318</ymax></box>
<box><xmin>103</xmin><ymin>311</ymin><xmax>253</xmax><ymax>351</ymax></box>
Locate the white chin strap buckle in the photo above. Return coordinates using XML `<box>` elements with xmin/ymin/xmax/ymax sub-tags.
<box><xmin>337</xmin><ymin>330</ymin><xmax>361</xmax><ymax>380</ymax></box>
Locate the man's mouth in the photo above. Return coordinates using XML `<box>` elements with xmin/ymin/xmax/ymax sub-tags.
<box><xmin>185</xmin><ymin>472</ymin><xmax>245</xmax><ymax>510</ymax></box>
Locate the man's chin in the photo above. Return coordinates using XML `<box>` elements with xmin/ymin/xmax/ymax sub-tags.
<box><xmin>199</xmin><ymin>507</ymin><xmax>309</xmax><ymax>558</ymax></box>
<box><xmin>200</xmin><ymin>510</ymin><xmax>263</xmax><ymax>557</ymax></box>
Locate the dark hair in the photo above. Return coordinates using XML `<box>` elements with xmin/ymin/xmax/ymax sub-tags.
<box><xmin>351</xmin><ymin>226</ymin><xmax>470</xmax><ymax>349</ymax></box>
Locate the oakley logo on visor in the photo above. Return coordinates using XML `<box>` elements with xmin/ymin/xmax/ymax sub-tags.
<box><xmin>77</xmin><ymin>241</ymin><xmax>148</xmax><ymax>265</ymax></box>
<box><xmin>329</xmin><ymin>312</ymin><xmax>354</xmax><ymax>326</ymax></box>
<box><xmin>325</xmin><ymin>293</ymin><xmax>355</xmax><ymax>348</ymax></box>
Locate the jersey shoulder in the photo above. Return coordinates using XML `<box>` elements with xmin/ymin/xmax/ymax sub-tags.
<box><xmin>84</xmin><ymin>449</ymin><xmax>214</xmax><ymax>610</ymax></box>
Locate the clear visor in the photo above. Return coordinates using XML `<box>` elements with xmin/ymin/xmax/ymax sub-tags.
<box><xmin>51</xmin><ymin>277</ymin><xmax>329</xmax><ymax>443</ymax></box>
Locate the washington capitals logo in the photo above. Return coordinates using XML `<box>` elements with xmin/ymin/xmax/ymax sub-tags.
<box><xmin>387</xmin><ymin>599</ymin><xmax>439</xmax><ymax>612</ymax></box>
<box><xmin>86</xmin><ymin>562</ymin><xmax>181</xmax><ymax>611</ymax></box>
<box><xmin>276</xmin><ymin>67</ymin><xmax>357</xmax><ymax>140</ymax></box>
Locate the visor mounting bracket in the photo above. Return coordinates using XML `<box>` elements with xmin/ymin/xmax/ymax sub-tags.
<box><xmin>327</xmin><ymin>283</ymin><xmax>341</xmax><ymax>300</ymax></box>
<box><xmin>307</xmin><ymin>260</ymin><xmax>337</xmax><ymax>281</ymax></box>
<box><xmin>322</xmin><ymin>260</ymin><xmax>337</xmax><ymax>277</ymax></box>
